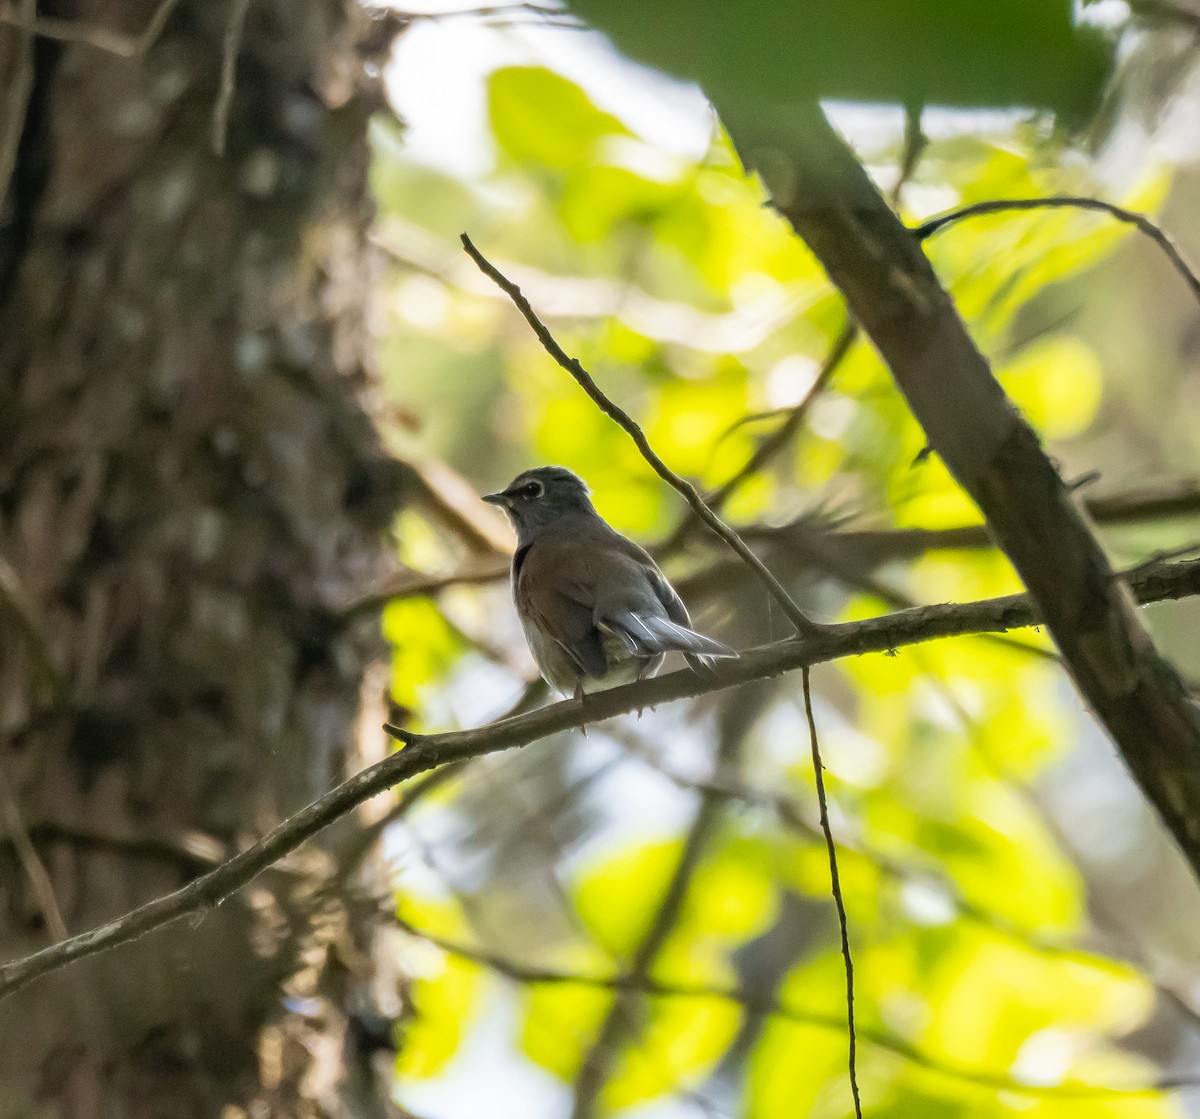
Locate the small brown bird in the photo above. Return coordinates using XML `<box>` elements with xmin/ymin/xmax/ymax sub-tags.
<box><xmin>483</xmin><ymin>466</ymin><xmax>735</xmax><ymax>697</ymax></box>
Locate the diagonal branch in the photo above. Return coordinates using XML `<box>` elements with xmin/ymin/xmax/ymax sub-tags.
<box><xmin>659</xmin><ymin>322</ymin><xmax>859</xmax><ymax>559</ymax></box>
<box><xmin>0</xmin><ymin>0</ymin><xmax>180</xmax><ymax>58</ymax></box>
<box><xmin>0</xmin><ymin>0</ymin><xmax>36</xmax><ymax>208</ymax></box>
<box><xmin>211</xmin><ymin>0</ymin><xmax>251</xmax><ymax>156</ymax></box>
<box><xmin>460</xmin><ymin>232</ymin><xmax>822</xmax><ymax>637</ymax></box>
<box><xmin>2</xmin><ymin>556</ymin><xmax>1200</xmax><ymax>1002</ymax></box>
<box><xmin>770</xmin><ymin>104</ymin><xmax>1200</xmax><ymax>883</ymax></box>
<box><xmin>0</xmin><ymin>759</ymin><xmax>68</xmax><ymax>942</ymax></box>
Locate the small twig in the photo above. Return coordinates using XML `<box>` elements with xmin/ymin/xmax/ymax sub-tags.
<box><xmin>914</xmin><ymin>197</ymin><xmax>1200</xmax><ymax>307</ymax></box>
<box><xmin>715</xmin><ymin>321</ymin><xmax>856</xmax><ymax>507</ymax></box>
<box><xmin>211</xmin><ymin>0</ymin><xmax>252</xmax><ymax>157</ymax></box>
<box><xmin>461</xmin><ymin>232</ymin><xmax>822</xmax><ymax>637</ymax></box>
<box><xmin>1117</xmin><ymin>539</ymin><xmax>1200</xmax><ymax>581</ymax></box>
<box><xmin>406</xmin><ymin>5</ymin><xmax>581</xmax><ymax>31</ymax></box>
<box><xmin>802</xmin><ymin>668</ymin><xmax>862</xmax><ymax>1119</ymax></box>
<box><xmin>1127</xmin><ymin>0</ymin><xmax>1200</xmax><ymax>32</ymax></box>
<box><xmin>0</xmin><ymin>554</ymin><xmax>68</xmax><ymax>702</ymax></box>
<box><xmin>339</xmin><ymin>562</ymin><xmax>510</xmax><ymax>621</ymax></box>
<box><xmin>0</xmin><ymin>759</ymin><xmax>68</xmax><ymax>941</ymax></box>
<box><xmin>0</xmin><ymin>0</ymin><xmax>35</xmax><ymax>209</ymax></box>
<box><xmin>892</xmin><ymin>102</ymin><xmax>927</xmax><ymax>205</ymax></box>
<box><xmin>336</xmin><ymin>677</ymin><xmax>548</xmax><ymax>876</ymax></box>
<box><xmin>0</xmin><ymin>0</ymin><xmax>180</xmax><ymax>57</ymax></box>
<box><xmin>373</xmin><ymin>221</ymin><xmax>793</xmax><ymax>355</ymax></box>
<box><xmin>569</xmin><ymin>696</ymin><xmax>755</xmax><ymax>1119</ymax></box>
<box><xmin>660</xmin><ymin>323</ymin><xmax>858</xmax><ymax>560</ymax></box>
<box><xmin>5</xmin><ymin>557</ymin><xmax>1200</xmax><ymax>1002</ymax></box>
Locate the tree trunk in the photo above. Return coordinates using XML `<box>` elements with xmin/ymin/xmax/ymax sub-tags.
<box><xmin>0</xmin><ymin>1</ymin><xmax>403</xmax><ymax>1114</ymax></box>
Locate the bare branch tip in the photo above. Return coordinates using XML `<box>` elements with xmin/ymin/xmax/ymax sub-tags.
<box><xmin>383</xmin><ymin>723</ymin><xmax>422</xmax><ymax>746</ymax></box>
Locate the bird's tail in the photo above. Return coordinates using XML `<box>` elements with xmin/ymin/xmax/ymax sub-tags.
<box><xmin>603</xmin><ymin>611</ymin><xmax>736</xmax><ymax>663</ymax></box>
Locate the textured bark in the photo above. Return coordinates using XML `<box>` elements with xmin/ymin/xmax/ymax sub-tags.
<box><xmin>769</xmin><ymin>104</ymin><xmax>1200</xmax><ymax>879</ymax></box>
<box><xmin>0</xmin><ymin>1</ymin><xmax>404</xmax><ymax>1115</ymax></box>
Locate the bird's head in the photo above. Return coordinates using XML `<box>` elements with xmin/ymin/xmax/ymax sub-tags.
<box><xmin>483</xmin><ymin>466</ymin><xmax>596</xmax><ymax>540</ymax></box>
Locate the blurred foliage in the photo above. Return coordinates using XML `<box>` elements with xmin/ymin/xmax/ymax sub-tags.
<box><xmin>368</xmin><ymin>19</ymin><xmax>1199</xmax><ymax>1119</ymax></box>
<box><xmin>567</xmin><ymin>0</ymin><xmax>1114</xmax><ymax>130</ymax></box>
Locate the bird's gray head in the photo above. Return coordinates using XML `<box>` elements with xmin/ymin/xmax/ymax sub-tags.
<box><xmin>483</xmin><ymin>466</ymin><xmax>597</xmax><ymax>543</ymax></box>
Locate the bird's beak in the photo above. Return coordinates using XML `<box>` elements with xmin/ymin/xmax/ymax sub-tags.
<box><xmin>481</xmin><ymin>491</ymin><xmax>510</xmax><ymax>507</ymax></box>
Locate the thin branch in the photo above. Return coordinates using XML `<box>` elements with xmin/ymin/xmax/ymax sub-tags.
<box><xmin>716</xmin><ymin>323</ymin><xmax>856</xmax><ymax>509</ymax></box>
<box><xmin>211</xmin><ymin>0</ymin><xmax>251</xmax><ymax>157</ymax></box>
<box><xmin>893</xmin><ymin>101</ymin><xmax>928</xmax><ymax>204</ymax></box>
<box><xmin>393</xmin><ymin>914</ymin><xmax>1199</xmax><ymax>1100</ymax></box>
<box><xmin>460</xmin><ymin>232</ymin><xmax>822</xmax><ymax>637</ymax></box>
<box><xmin>0</xmin><ymin>819</ymin><xmax>223</xmax><ymax>871</ymax></box>
<box><xmin>0</xmin><ymin>0</ymin><xmax>180</xmax><ymax>57</ymax></box>
<box><xmin>0</xmin><ymin>759</ymin><xmax>68</xmax><ymax>941</ymax></box>
<box><xmin>803</xmin><ymin>668</ymin><xmax>862</xmax><ymax>1119</ymax></box>
<box><xmin>396</xmin><ymin>2</ymin><xmax>574</xmax><ymax>24</ymax></box>
<box><xmin>569</xmin><ymin>694</ymin><xmax>756</xmax><ymax>1119</ymax></box>
<box><xmin>337</xmin><ymin>763</ymin><xmax>463</xmax><ymax>877</ymax></box>
<box><xmin>1128</xmin><ymin>0</ymin><xmax>1200</xmax><ymax>30</ymax></box>
<box><xmin>913</xmin><ymin>197</ymin><xmax>1200</xmax><ymax>306</ymax></box>
<box><xmin>659</xmin><ymin>323</ymin><xmax>859</xmax><ymax>560</ymax></box>
<box><xmin>338</xmin><ymin>564</ymin><xmax>508</xmax><ymax>622</ymax></box>
<box><xmin>745</xmin><ymin>511</ymin><xmax>1061</xmax><ymax>665</ymax></box>
<box><xmin>0</xmin><ymin>0</ymin><xmax>35</xmax><ymax>209</ymax></box>
<box><xmin>0</xmin><ymin>553</ymin><xmax>68</xmax><ymax>702</ymax></box>
<box><xmin>4</xmin><ymin>556</ymin><xmax>1200</xmax><ymax>1002</ymax></box>
<box><xmin>336</xmin><ymin>677</ymin><xmax>549</xmax><ymax>876</ymax></box>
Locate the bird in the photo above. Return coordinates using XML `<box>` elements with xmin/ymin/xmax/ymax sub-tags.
<box><xmin>483</xmin><ymin>466</ymin><xmax>736</xmax><ymax>698</ymax></box>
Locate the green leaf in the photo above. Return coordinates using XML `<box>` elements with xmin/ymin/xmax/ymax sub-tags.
<box><xmin>520</xmin><ymin>982</ymin><xmax>614</xmax><ymax>1081</ymax></box>
<box><xmin>573</xmin><ymin>839</ymin><xmax>686</xmax><ymax>955</ymax></box>
<box><xmin>382</xmin><ymin>596</ymin><xmax>465</xmax><ymax>720</ymax></box>
<box><xmin>603</xmin><ymin>993</ymin><xmax>740</xmax><ymax>1110</ymax></box>
<box><xmin>489</xmin><ymin>66</ymin><xmax>631</xmax><ymax>171</ymax></box>
<box><xmin>396</xmin><ymin>954</ymin><xmax>484</xmax><ymax>1079</ymax></box>
<box><xmin>569</xmin><ymin>0</ymin><xmax>1113</xmax><ymax>125</ymax></box>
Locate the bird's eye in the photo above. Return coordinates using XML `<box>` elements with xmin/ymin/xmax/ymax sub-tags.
<box><xmin>522</xmin><ymin>481</ymin><xmax>544</xmax><ymax>499</ymax></box>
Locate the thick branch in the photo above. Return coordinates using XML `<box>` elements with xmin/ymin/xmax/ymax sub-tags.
<box><xmin>771</xmin><ymin>105</ymin><xmax>1200</xmax><ymax>881</ymax></box>
<box><xmin>3</xmin><ymin>558</ymin><xmax>1200</xmax><ymax>1001</ymax></box>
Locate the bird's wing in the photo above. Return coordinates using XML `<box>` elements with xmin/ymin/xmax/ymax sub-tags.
<box><xmin>515</xmin><ymin>535</ymin><xmax>608</xmax><ymax>678</ymax></box>
<box><xmin>593</xmin><ymin>530</ymin><xmax>736</xmax><ymax>661</ymax></box>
